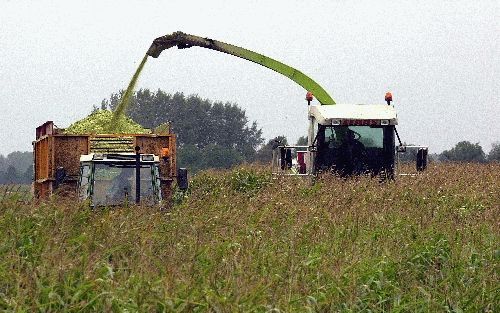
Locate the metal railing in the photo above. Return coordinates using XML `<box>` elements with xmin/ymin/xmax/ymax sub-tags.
<box><xmin>396</xmin><ymin>145</ymin><xmax>429</xmax><ymax>176</ymax></box>
<box><xmin>271</xmin><ymin>145</ymin><xmax>312</xmax><ymax>176</ymax></box>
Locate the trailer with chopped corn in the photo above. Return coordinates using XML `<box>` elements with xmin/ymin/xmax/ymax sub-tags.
<box><xmin>33</xmin><ymin>115</ymin><xmax>187</xmax><ymax>206</ymax></box>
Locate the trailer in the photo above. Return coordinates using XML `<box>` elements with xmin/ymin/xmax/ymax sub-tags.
<box><xmin>33</xmin><ymin>121</ymin><xmax>186</xmax><ymax>206</ymax></box>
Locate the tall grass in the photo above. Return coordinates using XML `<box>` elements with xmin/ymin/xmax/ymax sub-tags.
<box><xmin>0</xmin><ymin>164</ymin><xmax>498</xmax><ymax>312</ymax></box>
<box><xmin>0</xmin><ymin>184</ymin><xmax>32</xmax><ymax>203</ymax></box>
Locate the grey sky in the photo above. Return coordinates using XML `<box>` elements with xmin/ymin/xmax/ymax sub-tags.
<box><xmin>1</xmin><ymin>0</ymin><xmax>498</xmax><ymax>155</ymax></box>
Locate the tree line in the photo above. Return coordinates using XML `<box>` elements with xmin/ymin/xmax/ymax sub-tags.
<box><xmin>100</xmin><ymin>89</ymin><xmax>264</xmax><ymax>172</ymax></box>
<box><xmin>439</xmin><ymin>141</ymin><xmax>500</xmax><ymax>163</ymax></box>
<box><xmin>0</xmin><ymin>152</ymin><xmax>33</xmax><ymax>184</ymax></box>
<box><xmin>398</xmin><ymin>141</ymin><xmax>500</xmax><ymax>163</ymax></box>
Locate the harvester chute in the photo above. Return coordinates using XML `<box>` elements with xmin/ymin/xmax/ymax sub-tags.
<box><xmin>146</xmin><ymin>31</ymin><xmax>336</xmax><ymax>105</ymax></box>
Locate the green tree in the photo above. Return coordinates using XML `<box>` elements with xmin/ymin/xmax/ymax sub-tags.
<box><xmin>0</xmin><ymin>152</ymin><xmax>33</xmax><ymax>184</ymax></box>
<box><xmin>102</xmin><ymin>89</ymin><xmax>263</xmax><ymax>172</ymax></box>
<box><xmin>5</xmin><ymin>165</ymin><xmax>20</xmax><ymax>184</ymax></box>
<box><xmin>0</xmin><ymin>155</ymin><xmax>5</xmax><ymax>173</ymax></box>
<box><xmin>179</xmin><ymin>144</ymin><xmax>245</xmax><ymax>173</ymax></box>
<box><xmin>488</xmin><ymin>142</ymin><xmax>500</xmax><ymax>162</ymax></box>
<box><xmin>296</xmin><ymin>136</ymin><xmax>308</xmax><ymax>152</ymax></box>
<box><xmin>10</xmin><ymin>152</ymin><xmax>32</xmax><ymax>174</ymax></box>
<box><xmin>0</xmin><ymin>152</ymin><xmax>32</xmax><ymax>174</ymax></box>
<box><xmin>22</xmin><ymin>165</ymin><xmax>33</xmax><ymax>184</ymax></box>
<box><xmin>296</xmin><ymin>136</ymin><xmax>308</xmax><ymax>146</ymax></box>
<box><xmin>439</xmin><ymin>141</ymin><xmax>486</xmax><ymax>163</ymax></box>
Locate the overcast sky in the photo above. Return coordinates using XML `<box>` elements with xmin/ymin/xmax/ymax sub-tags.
<box><xmin>1</xmin><ymin>0</ymin><xmax>498</xmax><ymax>155</ymax></box>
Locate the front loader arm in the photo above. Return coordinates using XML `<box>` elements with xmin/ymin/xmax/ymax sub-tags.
<box><xmin>147</xmin><ymin>31</ymin><xmax>335</xmax><ymax>105</ymax></box>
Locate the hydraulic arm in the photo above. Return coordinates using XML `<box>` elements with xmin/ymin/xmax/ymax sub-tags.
<box><xmin>147</xmin><ymin>31</ymin><xmax>335</xmax><ymax>105</ymax></box>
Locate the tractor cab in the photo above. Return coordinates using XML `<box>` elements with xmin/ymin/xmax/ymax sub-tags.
<box><xmin>78</xmin><ymin>153</ymin><xmax>162</xmax><ymax>206</ymax></box>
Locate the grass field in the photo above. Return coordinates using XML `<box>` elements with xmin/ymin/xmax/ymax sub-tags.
<box><xmin>0</xmin><ymin>185</ymin><xmax>32</xmax><ymax>203</ymax></box>
<box><xmin>0</xmin><ymin>163</ymin><xmax>498</xmax><ymax>312</ymax></box>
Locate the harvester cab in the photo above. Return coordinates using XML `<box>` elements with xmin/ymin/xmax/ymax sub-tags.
<box><xmin>310</xmin><ymin>102</ymin><xmax>398</xmax><ymax>177</ymax></box>
<box><xmin>272</xmin><ymin>95</ymin><xmax>428</xmax><ymax>178</ymax></box>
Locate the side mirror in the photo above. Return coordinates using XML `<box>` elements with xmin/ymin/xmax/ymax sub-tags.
<box><xmin>177</xmin><ymin>168</ymin><xmax>189</xmax><ymax>190</ymax></box>
<box><xmin>416</xmin><ymin>148</ymin><xmax>428</xmax><ymax>171</ymax></box>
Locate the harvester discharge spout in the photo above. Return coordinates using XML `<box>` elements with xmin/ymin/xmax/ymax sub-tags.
<box><xmin>146</xmin><ymin>31</ymin><xmax>190</xmax><ymax>58</ymax></box>
<box><xmin>146</xmin><ymin>31</ymin><xmax>336</xmax><ymax>105</ymax></box>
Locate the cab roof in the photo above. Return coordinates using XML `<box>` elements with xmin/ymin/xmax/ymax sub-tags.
<box><xmin>309</xmin><ymin>104</ymin><xmax>398</xmax><ymax>125</ymax></box>
<box><xmin>80</xmin><ymin>153</ymin><xmax>159</xmax><ymax>162</ymax></box>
